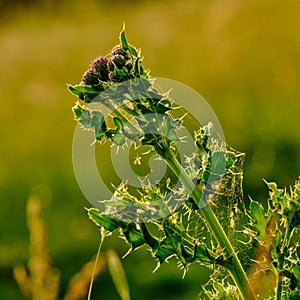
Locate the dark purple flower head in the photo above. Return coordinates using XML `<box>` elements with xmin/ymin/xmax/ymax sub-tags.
<box><xmin>91</xmin><ymin>56</ymin><xmax>109</xmax><ymax>81</ymax></box>
<box><xmin>82</xmin><ymin>69</ymin><xmax>99</xmax><ymax>85</ymax></box>
<box><xmin>111</xmin><ymin>44</ymin><xmax>129</xmax><ymax>58</ymax></box>
<box><xmin>108</xmin><ymin>55</ymin><xmax>126</xmax><ymax>71</ymax></box>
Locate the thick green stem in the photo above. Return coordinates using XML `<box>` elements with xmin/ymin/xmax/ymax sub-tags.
<box><xmin>101</xmin><ymin>88</ymin><xmax>255</xmax><ymax>298</ymax></box>
<box><xmin>164</xmin><ymin>148</ymin><xmax>255</xmax><ymax>300</ymax></box>
<box><xmin>275</xmin><ymin>273</ymin><xmax>282</xmax><ymax>300</ymax></box>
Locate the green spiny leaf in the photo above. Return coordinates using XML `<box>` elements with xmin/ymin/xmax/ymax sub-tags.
<box><xmin>210</xmin><ymin>151</ymin><xmax>226</xmax><ymax>176</ymax></box>
<box><xmin>129</xmin><ymin>45</ymin><xmax>138</xmax><ymax>58</ymax></box>
<box><xmin>122</xmin><ymin>223</ymin><xmax>145</xmax><ymax>250</ymax></box>
<box><xmin>155</xmin><ymin>234</ymin><xmax>182</xmax><ymax>264</ymax></box>
<box><xmin>68</xmin><ymin>84</ymin><xmax>104</xmax><ymax>95</ymax></box>
<box><xmin>120</xmin><ymin>29</ymin><xmax>137</xmax><ymax>57</ymax></box>
<box><xmin>113</xmin><ymin>117</ymin><xmax>123</xmax><ymax>130</ymax></box>
<box><xmin>195</xmin><ymin>243</ymin><xmax>214</xmax><ymax>264</ymax></box>
<box><xmin>292</xmin><ymin>265</ymin><xmax>300</xmax><ymax>287</ymax></box>
<box><xmin>141</xmin><ymin>223</ymin><xmax>159</xmax><ymax>250</ymax></box>
<box><xmin>72</xmin><ymin>103</ymin><xmax>83</xmax><ymax>119</ymax></box>
<box><xmin>120</xmin><ymin>29</ymin><xmax>129</xmax><ymax>50</ymax></box>
<box><xmin>213</xmin><ymin>282</ymin><xmax>226</xmax><ymax>300</ymax></box>
<box><xmin>225</xmin><ymin>152</ymin><xmax>237</xmax><ymax>169</ymax></box>
<box><xmin>250</xmin><ymin>200</ymin><xmax>269</xmax><ymax>239</ymax></box>
<box><xmin>87</xmin><ymin>208</ymin><xmax>120</xmax><ymax>232</ymax></box>
<box><xmin>134</xmin><ymin>57</ymin><xmax>142</xmax><ymax>77</ymax></box>
<box><xmin>290</xmin><ymin>290</ymin><xmax>300</xmax><ymax>300</ymax></box>
<box><xmin>91</xmin><ymin>111</ymin><xmax>105</xmax><ymax>136</ymax></box>
<box><xmin>296</xmin><ymin>246</ymin><xmax>300</xmax><ymax>259</ymax></box>
<box><xmin>111</xmin><ymin>133</ymin><xmax>126</xmax><ymax>146</ymax></box>
<box><xmin>77</xmin><ymin>109</ymin><xmax>92</xmax><ymax>128</ymax></box>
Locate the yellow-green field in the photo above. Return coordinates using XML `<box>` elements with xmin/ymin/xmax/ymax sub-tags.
<box><xmin>1</xmin><ymin>0</ymin><xmax>300</xmax><ymax>298</ymax></box>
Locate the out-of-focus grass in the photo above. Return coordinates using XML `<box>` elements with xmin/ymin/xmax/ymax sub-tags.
<box><xmin>0</xmin><ymin>0</ymin><xmax>300</xmax><ymax>298</ymax></box>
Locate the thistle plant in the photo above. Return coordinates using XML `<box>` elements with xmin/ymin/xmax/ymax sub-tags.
<box><xmin>69</xmin><ymin>29</ymin><xmax>300</xmax><ymax>299</ymax></box>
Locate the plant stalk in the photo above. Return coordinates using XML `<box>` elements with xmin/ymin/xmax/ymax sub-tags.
<box><xmin>275</xmin><ymin>273</ymin><xmax>283</xmax><ymax>300</ymax></box>
<box><xmin>87</xmin><ymin>231</ymin><xmax>106</xmax><ymax>300</ymax></box>
<box><xmin>164</xmin><ymin>148</ymin><xmax>255</xmax><ymax>300</ymax></box>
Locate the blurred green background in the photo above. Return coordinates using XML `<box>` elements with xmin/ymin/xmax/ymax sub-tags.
<box><xmin>1</xmin><ymin>0</ymin><xmax>300</xmax><ymax>298</ymax></box>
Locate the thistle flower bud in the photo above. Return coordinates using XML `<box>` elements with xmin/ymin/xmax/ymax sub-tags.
<box><xmin>91</xmin><ymin>56</ymin><xmax>109</xmax><ymax>81</ymax></box>
<box><xmin>82</xmin><ymin>69</ymin><xmax>99</xmax><ymax>85</ymax></box>
<box><xmin>108</xmin><ymin>55</ymin><xmax>126</xmax><ymax>71</ymax></box>
<box><xmin>111</xmin><ymin>44</ymin><xmax>130</xmax><ymax>59</ymax></box>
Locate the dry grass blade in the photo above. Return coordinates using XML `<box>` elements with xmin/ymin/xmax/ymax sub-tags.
<box><xmin>13</xmin><ymin>193</ymin><xmax>60</xmax><ymax>300</ymax></box>
<box><xmin>14</xmin><ymin>191</ymin><xmax>107</xmax><ymax>300</ymax></box>
<box><xmin>106</xmin><ymin>249</ymin><xmax>131</xmax><ymax>300</ymax></box>
<box><xmin>63</xmin><ymin>253</ymin><xmax>107</xmax><ymax>300</ymax></box>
